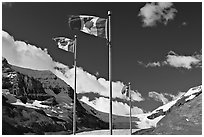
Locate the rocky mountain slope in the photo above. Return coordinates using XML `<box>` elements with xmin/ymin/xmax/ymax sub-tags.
<box><xmin>133</xmin><ymin>86</ymin><xmax>202</xmax><ymax>135</ymax></box>
<box><xmin>2</xmin><ymin>57</ymin><xmax>108</xmax><ymax>135</ymax></box>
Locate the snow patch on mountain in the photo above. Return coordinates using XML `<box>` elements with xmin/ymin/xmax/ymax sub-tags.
<box><xmin>183</xmin><ymin>85</ymin><xmax>202</xmax><ymax>102</ymax></box>
<box><xmin>133</xmin><ymin>113</ymin><xmax>164</xmax><ymax>129</ymax></box>
<box><xmin>11</xmin><ymin>99</ymin><xmax>50</xmax><ymax>109</ymax></box>
<box><xmin>183</xmin><ymin>85</ymin><xmax>201</xmax><ymax>97</ymax></box>
<box><xmin>152</xmin><ymin>96</ymin><xmax>181</xmax><ymax>113</ymax></box>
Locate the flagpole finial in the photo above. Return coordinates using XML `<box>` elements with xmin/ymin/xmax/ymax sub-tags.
<box><xmin>74</xmin><ymin>35</ymin><xmax>77</xmax><ymax>38</ymax></box>
<box><xmin>128</xmin><ymin>82</ymin><xmax>131</xmax><ymax>86</ymax></box>
<box><xmin>108</xmin><ymin>11</ymin><xmax>111</xmax><ymax>16</ymax></box>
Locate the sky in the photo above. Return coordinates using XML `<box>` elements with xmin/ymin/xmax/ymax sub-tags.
<box><xmin>2</xmin><ymin>2</ymin><xmax>202</xmax><ymax>114</ymax></box>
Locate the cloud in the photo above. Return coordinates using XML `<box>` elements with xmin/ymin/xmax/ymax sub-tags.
<box><xmin>138</xmin><ymin>61</ymin><xmax>161</xmax><ymax>68</ymax></box>
<box><xmin>164</xmin><ymin>92</ymin><xmax>185</xmax><ymax>101</ymax></box>
<box><xmin>149</xmin><ymin>91</ymin><xmax>169</xmax><ymax>104</ymax></box>
<box><xmin>149</xmin><ymin>91</ymin><xmax>185</xmax><ymax>105</ymax></box>
<box><xmin>146</xmin><ymin>62</ymin><xmax>161</xmax><ymax>67</ymax></box>
<box><xmin>2</xmin><ymin>30</ymin><xmax>55</xmax><ymax>70</ymax></box>
<box><xmin>165</xmin><ymin>51</ymin><xmax>201</xmax><ymax>69</ymax></box>
<box><xmin>138</xmin><ymin>2</ymin><xmax>177</xmax><ymax>27</ymax></box>
<box><xmin>138</xmin><ymin>51</ymin><xmax>202</xmax><ymax>69</ymax></box>
<box><xmin>80</xmin><ymin>96</ymin><xmax>144</xmax><ymax>116</ymax></box>
<box><xmin>55</xmin><ymin>66</ymin><xmax>144</xmax><ymax>102</ymax></box>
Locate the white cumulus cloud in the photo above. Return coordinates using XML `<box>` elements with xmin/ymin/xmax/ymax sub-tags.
<box><xmin>164</xmin><ymin>92</ymin><xmax>185</xmax><ymax>101</ymax></box>
<box><xmin>146</xmin><ymin>62</ymin><xmax>161</xmax><ymax>67</ymax></box>
<box><xmin>149</xmin><ymin>91</ymin><xmax>169</xmax><ymax>104</ymax></box>
<box><xmin>138</xmin><ymin>2</ymin><xmax>177</xmax><ymax>27</ymax></box>
<box><xmin>138</xmin><ymin>51</ymin><xmax>202</xmax><ymax>69</ymax></box>
<box><xmin>2</xmin><ymin>30</ymin><xmax>55</xmax><ymax>70</ymax></box>
<box><xmin>165</xmin><ymin>51</ymin><xmax>201</xmax><ymax>69</ymax></box>
<box><xmin>80</xmin><ymin>96</ymin><xmax>144</xmax><ymax>116</ymax></box>
<box><xmin>55</xmin><ymin>66</ymin><xmax>144</xmax><ymax>102</ymax></box>
<box><xmin>138</xmin><ymin>61</ymin><xmax>161</xmax><ymax>68</ymax></box>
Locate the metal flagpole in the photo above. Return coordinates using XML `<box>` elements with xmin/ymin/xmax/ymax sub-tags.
<box><xmin>108</xmin><ymin>10</ymin><xmax>112</xmax><ymax>135</ymax></box>
<box><xmin>73</xmin><ymin>35</ymin><xmax>77</xmax><ymax>135</ymax></box>
<box><xmin>128</xmin><ymin>82</ymin><xmax>132</xmax><ymax>135</ymax></box>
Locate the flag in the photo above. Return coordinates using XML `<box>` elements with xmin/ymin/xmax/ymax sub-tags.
<box><xmin>53</xmin><ymin>37</ymin><xmax>74</xmax><ymax>53</ymax></box>
<box><xmin>121</xmin><ymin>85</ymin><xmax>130</xmax><ymax>97</ymax></box>
<box><xmin>69</xmin><ymin>15</ymin><xmax>107</xmax><ymax>39</ymax></box>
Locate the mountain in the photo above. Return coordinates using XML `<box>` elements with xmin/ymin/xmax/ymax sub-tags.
<box><xmin>2</xmin><ymin>57</ymin><xmax>108</xmax><ymax>135</ymax></box>
<box><xmin>2</xmin><ymin>57</ymin><xmax>202</xmax><ymax>135</ymax></box>
<box><xmin>133</xmin><ymin>86</ymin><xmax>202</xmax><ymax>135</ymax></box>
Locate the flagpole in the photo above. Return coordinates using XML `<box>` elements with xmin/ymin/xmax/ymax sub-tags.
<box><xmin>108</xmin><ymin>10</ymin><xmax>113</xmax><ymax>135</ymax></box>
<box><xmin>128</xmin><ymin>82</ymin><xmax>132</xmax><ymax>135</ymax></box>
<box><xmin>73</xmin><ymin>35</ymin><xmax>77</xmax><ymax>135</ymax></box>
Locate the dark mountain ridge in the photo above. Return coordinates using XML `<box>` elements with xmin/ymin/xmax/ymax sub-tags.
<box><xmin>2</xmin><ymin>57</ymin><xmax>108</xmax><ymax>135</ymax></box>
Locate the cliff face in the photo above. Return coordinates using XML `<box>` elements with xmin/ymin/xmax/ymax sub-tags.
<box><xmin>2</xmin><ymin>57</ymin><xmax>53</xmax><ymax>101</ymax></box>
<box><xmin>2</xmin><ymin>58</ymin><xmax>108</xmax><ymax>135</ymax></box>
